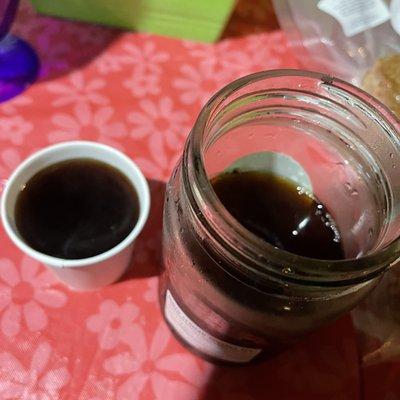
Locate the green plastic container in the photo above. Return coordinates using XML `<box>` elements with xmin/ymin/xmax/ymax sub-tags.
<box><xmin>30</xmin><ymin>0</ymin><xmax>236</xmax><ymax>42</ymax></box>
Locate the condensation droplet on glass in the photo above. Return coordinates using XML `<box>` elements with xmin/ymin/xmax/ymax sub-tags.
<box><xmin>283</xmin><ymin>305</ymin><xmax>291</xmax><ymax>311</ymax></box>
<box><xmin>368</xmin><ymin>228</ymin><xmax>373</xmax><ymax>239</ymax></box>
<box><xmin>345</xmin><ymin>182</ymin><xmax>352</xmax><ymax>191</ymax></box>
<box><xmin>351</xmin><ymin>189</ymin><xmax>358</xmax><ymax>196</ymax></box>
<box><xmin>282</xmin><ymin>267</ymin><xmax>293</xmax><ymax>274</ymax></box>
<box><xmin>317</xmin><ymin>204</ymin><xmax>323</xmax><ymax>209</ymax></box>
<box><xmin>392</xmin><ymin>164</ymin><xmax>397</xmax><ymax>169</ymax></box>
<box><xmin>292</xmin><ymin>230</ymin><xmax>298</xmax><ymax>236</ymax></box>
<box><xmin>390</xmin><ymin>153</ymin><xmax>394</xmax><ymax>159</ymax></box>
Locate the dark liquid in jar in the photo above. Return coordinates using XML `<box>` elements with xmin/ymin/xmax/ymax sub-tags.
<box><xmin>211</xmin><ymin>170</ymin><xmax>344</xmax><ymax>260</ymax></box>
<box><xmin>15</xmin><ymin>158</ymin><xmax>139</xmax><ymax>259</ymax></box>
<box><xmin>160</xmin><ymin>169</ymin><xmax>364</xmax><ymax>362</ymax></box>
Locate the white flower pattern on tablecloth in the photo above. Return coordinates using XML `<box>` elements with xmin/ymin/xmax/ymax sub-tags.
<box><xmin>173</xmin><ymin>63</ymin><xmax>232</xmax><ymax>105</ymax></box>
<box><xmin>49</xmin><ymin>102</ymin><xmax>127</xmax><ymax>149</ymax></box>
<box><xmin>128</xmin><ymin>97</ymin><xmax>190</xmax><ymax>150</ymax></box>
<box><xmin>0</xmin><ymin>116</ymin><xmax>32</xmax><ymax>145</ymax></box>
<box><xmin>134</xmin><ymin>148</ymin><xmax>180</xmax><ymax>182</ymax></box>
<box><xmin>124</xmin><ymin>69</ymin><xmax>161</xmax><ymax>98</ymax></box>
<box><xmin>143</xmin><ymin>277</ymin><xmax>158</xmax><ymax>303</ymax></box>
<box><xmin>0</xmin><ymin>148</ymin><xmax>21</xmax><ymax>195</ymax></box>
<box><xmin>0</xmin><ymin>148</ymin><xmax>21</xmax><ymax>179</ymax></box>
<box><xmin>184</xmin><ymin>40</ymin><xmax>248</xmax><ymax>71</ymax></box>
<box><xmin>185</xmin><ymin>32</ymin><xmax>295</xmax><ymax>77</ymax></box>
<box><xmin>0</xmin><ymin>256</ymin><xmax>67</xmax><ymax>337</ymax></box>
<box><xmin>86</xmin><ymin>300</ymin><xmax>140</xmax><ymax>350</ymax></box>
<box><xmin>96</xmin><ymin>52</ymin><xmax>126</xmax><ymax>75</ymax></box>
<box><xmin>122</xmin><ymin>41</ymin><xmax>170</xmax><ymax>74</ymax></box>
<box><xmin>0</xmin><ymin>96</ymin><xmax>33</xmax><ymax>116</ymax></box>
<box><xmin>96</xmin><ymin>39</ymin><xmax>169</xmax><ymax>77</ymax></box>
<box><xmin>0</xmin><ymin>341</ymin><xmax>69</xmax><ymax>399</ymax></box>
<box><xmin>239</xmin><ymin>33</ymin><xmax>287</xmax><ymax>71</ymax></box>
<box><xmin>104</xmin><ymin>322</ymin><xmax>206</xmax><ymax>400</ymax></box>
<box><xmin>47</xmin><ymin>72</ymin><xmax>109</xmax><ymax>107</ymax></box>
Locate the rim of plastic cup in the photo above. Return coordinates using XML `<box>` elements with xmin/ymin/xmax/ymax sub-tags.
<box><xmin>1</xmin><ymin>141</ymin><xmax>150</xmax><ymax>268</ymax></box>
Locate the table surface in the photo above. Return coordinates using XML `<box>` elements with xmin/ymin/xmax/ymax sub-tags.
<box><xmin>0</xmin><ymin>1</ymin><xmax>399</xmax><ymax>399</ymax></box>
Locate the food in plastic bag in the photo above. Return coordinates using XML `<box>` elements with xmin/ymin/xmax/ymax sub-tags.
<box><xmin>273</xmin><ymin>0</ymin><xmax>400</xmax><ymax>85</ymax></box>
<box><xmin>273</xmin><ymin>0</ymin><xmax>400</xmax><ymax>366</ymax></box>
<box><xmin>362</xmin><ymin>54</ymin><xmax>400</xmax><ymax>117</ymax></box>
<box><xmin>352</xmin><ymin>268</ymin><xmax>400</xmax><ymax>366</ymax></box>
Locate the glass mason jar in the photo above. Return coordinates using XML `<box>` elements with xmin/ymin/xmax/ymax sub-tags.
<box><xmin>160</xmin><ymin>70</ymin><xmax>400</xmax><ymax>364</ymax></box>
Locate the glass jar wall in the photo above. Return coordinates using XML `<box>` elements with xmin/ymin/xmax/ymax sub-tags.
<box><xmin>161</xmin><ymin>70</ymin><xmax>400</xmax><ymax>364</ymax></box>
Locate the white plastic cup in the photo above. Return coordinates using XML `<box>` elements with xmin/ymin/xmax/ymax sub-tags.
<box><xmin>1</xmin><ymin>141</ymin><xmax>150</xmax><ymax>291</ymax></box>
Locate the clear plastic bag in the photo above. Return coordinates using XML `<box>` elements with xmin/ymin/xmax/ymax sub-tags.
<box><xmin>273</xmin><ymin>0</ymin><xmax>400</xmax><ymax>367</ymax></box>
<box><xmin>273</xmin><ymin>0</ymin><xmax>400</xmax><ymax>84</ymax></box>
<box><xmin>351</xmin><ymin>267</ymin><xmax>400</xmax><ymax>366</ymax></box>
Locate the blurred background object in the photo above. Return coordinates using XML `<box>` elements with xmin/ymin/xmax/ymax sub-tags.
<box><xmin>222</xmin><ymin>0</ymin><xmax>279</xmax><ymax>37</ymax></box>
<box><xmin>30</xmin><ymin>0</ymin><xmax>236</xmax><ymax>42</ymax></box>
<box><xmin>273</xmin><ymin>0</ymin><xmax>400</xmax><ymax>86</ymax></box>
<box><xmin>362</xmin><ymin>54</ymin><xmax>400</xmax><ymax>118</ymax></box>
<box><xmin>0</xmin><ymin>0</ymin><xmax>39</xmax><ymax>102</ymax></box>
<box><xmin>273</xmin><ymin>0</ymin><xmax>400</xmax><ymax>370</ymax></box>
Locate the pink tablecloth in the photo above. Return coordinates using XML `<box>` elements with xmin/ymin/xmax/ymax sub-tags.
<box><xmin>0</xmin><ymin>2</ymin><xmax>396</xmax><ymax>399</ymax></box>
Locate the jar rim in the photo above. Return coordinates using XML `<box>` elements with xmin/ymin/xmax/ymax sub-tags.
<box><xmin>186</xmin><ymin>69</ymin><xmax>400</xmax><ymax>285</ymax></box>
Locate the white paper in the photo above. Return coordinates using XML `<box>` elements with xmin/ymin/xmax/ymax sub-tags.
<box><xmin>318</xmin><ymin>0</ymin><xmax>391</xmax><ymax>37</ymax></box>
<box><xmin>164</xmin><ymin>291</ymin><xmax>261</xmax><ymax>363</ymax></box>
<box><xmin>390</xmin><ymin>0</ymin><xmax>400</xmax><ymax>35</ymax></box>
